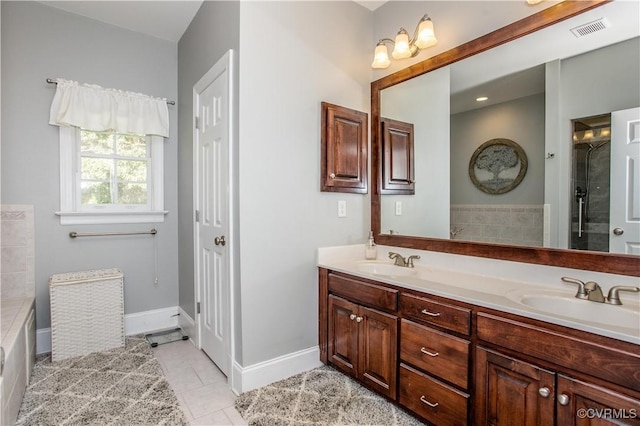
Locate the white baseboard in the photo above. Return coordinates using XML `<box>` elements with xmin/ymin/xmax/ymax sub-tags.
<box><xmin>124</xmin><ymin>306</ymin><xmax>179</xmax><ymax>336</ymax></box>
<box><xmin>231</xmin><ymin>346</ymin><xmax>322</xmax><ymax>394</ymax></box>
<box><xmin>178</xmin><ymin>307</ymin><xmax>196</xmax><ymax>342</ymax></box>
<box><xmin>36</xmin><ymin>305</ymin><xmax>180</xmax><ymax>354</ymax></box>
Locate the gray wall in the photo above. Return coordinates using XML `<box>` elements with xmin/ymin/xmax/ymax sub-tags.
<box><xmin>380</xmin><ymin>68</ymin><xmax>451</xmax><ymax>238</ymax></box>
<box><xmin>451</xmin><ymin>93</ymin><xmax>545</xmax><ymax>205</ymax></box>
<box><xmin>237</xmin><ymin>1</ymin><xmax>372</xmax><ymax>366</ymax></box>
<box><xmin>177</xmin><ymin>0</ymin><xmax>240</xmax><ymax>324</ymax></box>
<box><xmin>1</xmin><ymin>2</ymin><xmax>179</xmax><ymax>329</ymax></box>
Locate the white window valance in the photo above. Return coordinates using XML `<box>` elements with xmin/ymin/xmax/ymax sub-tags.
<box><xmin>49</xmin><ymin>79</ymin><xmax>170</xmax><ymax>137</ymax></box>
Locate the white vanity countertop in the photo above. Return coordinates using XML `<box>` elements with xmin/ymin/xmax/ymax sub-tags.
<box><xmin>317</xmin><ymin>244</ymin><xmax>640</xmax><ymax>345</ymax></box>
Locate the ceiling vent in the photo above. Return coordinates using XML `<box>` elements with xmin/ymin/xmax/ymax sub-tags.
<box><xmin>570</xmin><ymin>18</ymin><xmax>610</xmax><ymax>38</ymax></box>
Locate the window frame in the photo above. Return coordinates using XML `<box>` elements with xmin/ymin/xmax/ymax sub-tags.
<box><xmin>56</xmin><ymin>126</ymin><xmax>167</xmax><ymax>225</ymax></box>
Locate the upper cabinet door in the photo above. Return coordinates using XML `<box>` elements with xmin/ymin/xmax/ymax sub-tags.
<box><xmin>380</xmin><ymin>117</ymin><xmax>415</xmax><ymax>194</ymax></box>
<box><xmin>321</xmin><ymin>102</ymin><xmax>368</xmax><ymax>193</ymax></box>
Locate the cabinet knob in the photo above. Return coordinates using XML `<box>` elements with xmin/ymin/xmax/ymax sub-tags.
<box><xmin>329</xmin><ymin>173</ymin><xmax>336</xmax><ymax>179</ymax></box>
<box><xmin>419</xmin><ymin>396</ymin><xmax>439</xmax><ymax>408</ymax></box>
<box><xmin>355</xmin><ymin>316</ymin><xmax>363</xmax><ymax>323</ymax></box>
<box><xmin>557</xmin><ymin>394</ymin><xmax>570</xmax><ymax>406</ymax></box>
<box><xmin>538</xmin><ymin>387</ymin><xmax>551</xmax><ymax>398</ymax></box>
<box><xmin>349</xmin><ymin>314</ymin><xmax>356</xmax><ymax>320</ymax></box>
<box><xmin>420</xmin><ymin>347</ymin><xmax>439</xmax><ymax>357</ymax></box>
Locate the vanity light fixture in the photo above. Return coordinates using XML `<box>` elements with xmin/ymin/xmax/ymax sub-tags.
<box><xmin>476</xmin><ymin>96</ymin><xmax>489</xmax><ymax>102</ymax></box>
<box><xmin>371</xmin><ymin>14</ymin><xmax>438</xmax><ymax>69</ymax></box>
<box><xmin>526</xmin><ymin>0</ymin><xmax>544</xmax><ymax>5</ymax></box>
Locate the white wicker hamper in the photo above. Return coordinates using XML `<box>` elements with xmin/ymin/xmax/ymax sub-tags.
<box><xmin>49</xmin><ymin>268</ymin><xmax>125</xmax><ymax>362</ymax></box>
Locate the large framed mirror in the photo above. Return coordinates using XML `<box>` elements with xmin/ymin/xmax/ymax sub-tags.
<box><xmin>371</xmin><ymin>0</ymin><xmax>640</xmax><ymax>276</ymax></box>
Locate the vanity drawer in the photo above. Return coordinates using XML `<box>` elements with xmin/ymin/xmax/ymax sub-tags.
<box><xmin>400</xmin><ymin>319</ymin><xmax>469</xmax><ymax>389</ymax></box>
<box><xmin>400</xmin><ymin>293</ymin><xmax>471</xmax><ymax>335</ymax></box>
<box><xmin>328</xmin><ymin>273</ymin><xmax>398</xmax><ymax>313</ymax></box>
<box><xmin>399</xmin><ymin>363</ymin><xmax>469</xmax><ymax>426</ymax></box>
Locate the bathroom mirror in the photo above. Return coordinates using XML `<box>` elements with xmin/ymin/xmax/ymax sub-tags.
<box><xmin>372</xmin><ymin>0</ymin><xmax>640</xmax><ymax>276</ymax></box>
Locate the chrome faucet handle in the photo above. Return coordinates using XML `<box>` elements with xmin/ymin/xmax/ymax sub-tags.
<box><xmin>561</xmin><ymin>277</ymin><xmax>588</xmax><ymax>299</ymax></box>
<box><xmin>584</xmin><ymin>281</ymin><xmax>605</xmax><ymax>303</ymax></box>
<box><xmin>407</xmin><ymin>255</ymin><xmax>421</xmax><ymax>268</ymax></box>
<box><xmin>606</xmin><ymin>286</ymin><xmax>640</xmax><ymax>305</ymax></box>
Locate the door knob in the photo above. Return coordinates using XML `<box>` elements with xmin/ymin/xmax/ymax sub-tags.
<box><xmin>214</xmin><ymin>236</ymin><xmax>226</xmax><ymax>246</ymax></box>
<box><xmin>613</xmin><ymin>227</ymin><xmax>624</xmax><ymax>236</ymax></box>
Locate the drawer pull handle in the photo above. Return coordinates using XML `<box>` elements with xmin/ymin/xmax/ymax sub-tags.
<box><xmin>420</xmin><ymin>396</ymin><xmax>439</xmax><ymax>408</ymax></box>
<box><xmin>420</xmin><ymin>347</ymin><xmax>439</xmax><ymax>357</ymax></box>
<box><xmin>421</xmin><ymin>309</ymin><xmax>441</xmax><ymax>317</ymax></box>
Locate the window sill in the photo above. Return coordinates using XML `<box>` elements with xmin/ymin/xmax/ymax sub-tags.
<box><xmin>55</xmin><ymin>211</ymin><xmax>168</xmax><ymax>225</ymax></box>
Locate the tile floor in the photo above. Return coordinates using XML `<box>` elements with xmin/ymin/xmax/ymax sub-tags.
<box><xmin>152</xmin><ymin>339</ymin><xmax>247</xmax><ymax>426</ymax></box>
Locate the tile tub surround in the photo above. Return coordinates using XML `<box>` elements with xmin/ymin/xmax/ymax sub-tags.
<box><xmin>1</xmin><ymin>205</ymin><xmax>35</xmax><ymax>299</ymax></box>
<box><xmin>1</xmin><ymin>298</ymin><xmax>36</xmax><ymax>426</ymax></box>
<box><xmin>450</xmin><ymin>204</ymin><xmax>543</xmax><ymax>246</ymax></box>
<box><xmin>317</xmin><ymin>245</ymin><xmax>640</xmax><ymax>344</ymax></box>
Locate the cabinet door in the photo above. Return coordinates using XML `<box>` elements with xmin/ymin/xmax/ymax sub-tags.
<box><xmin>476</xmin><ymin>347</ymin><xmax>555</xmax><ymax>426</ymax></box>
<box><xmin>556</xmin><ymin>375</ymin><xmax>640</xmax><ymax>425</ymax></box>
<box><xmin>328</xmin><ymin>295</ymin><xmax>359</xmax><ymax>377</ymax></box>
<box><xmin>321</xmin><ymin>102</ymin><xmax>368</xmax><ymax>193</ymax></box>
<box><xmin>380</xmin><ymin>117</ymin><xmax>415</xmax><ymax>194</ymax></box>
<box><xmin>359</xmin><ymin>305</ymin><xmax>398</xmax><ymax>399</ymax></box>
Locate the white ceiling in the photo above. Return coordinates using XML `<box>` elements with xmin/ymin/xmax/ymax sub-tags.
<box><xmin>39</xmin><ymin>1</ymin><xmax>204</xmax><ymax>43</ymax></box>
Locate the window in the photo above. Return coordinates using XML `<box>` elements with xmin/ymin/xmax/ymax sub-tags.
<box><xmin>56</xmin><ymin>127</ymin><xmax>167</xmax><ymax>225</ymax></box>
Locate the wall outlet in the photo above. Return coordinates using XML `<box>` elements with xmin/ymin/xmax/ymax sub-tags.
<box><xmin>338</xmin><ymin>200</ymin><xmax>347</xmax><ymax>217</ymax></box>
<box><xmin>395</xmin><ymin>201</ymin><xmax>402</xmax><ymax>216</ymax></box>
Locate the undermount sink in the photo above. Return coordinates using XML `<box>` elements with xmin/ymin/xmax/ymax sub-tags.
<box><xmin>506</xmin><ymin>289</ymin><xmax>640</xmax><ymax>329</ymax></box>
<box><xmin>357</xmin><ymin>261</ymin><xmax>418</xmax><ymax>277</ymax></box>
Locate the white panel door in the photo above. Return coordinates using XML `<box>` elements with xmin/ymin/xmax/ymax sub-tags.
<box><xmin>195</xmin><ymin>51</ymin><xmax>232</xmax><ymax>375</ymax></box>
<box><xmin>610</xmin><ymin>107</ymin><xmax>640</xmax><ymax>255</ymax></box>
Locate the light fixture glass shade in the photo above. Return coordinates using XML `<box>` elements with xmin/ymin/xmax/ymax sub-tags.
<box><xmin>371</xmin><ymin>42</ymin><xmax>391</xmax><ymax>69</ymax></box>
<box><xmin>526</xmin><ymin>0</ymin><xmax>544</xmax><ymax>4</ymax></box>
<box><xmin>415</xmin><ymin>17</ymin><xmax>438</xmax><ymax>49</ymax></box>
<box><xmin>392</xmin><ymin>29</ymin><xmax>411</xmax><ymax>59</ymax></box>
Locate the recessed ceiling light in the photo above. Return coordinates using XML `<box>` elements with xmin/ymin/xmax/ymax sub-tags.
<box><xmin>476</xmin><ymin>96</ymin><xmax>488</xmax><ymax>102</ymax></box>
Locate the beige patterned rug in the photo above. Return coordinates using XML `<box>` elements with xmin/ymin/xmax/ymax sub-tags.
<box><xmin>16</xmin><ymin>336</ymin><xmax>187</xmax><ymax>425</ymax></box>
<box><xmin>234</xmin><ymin>365</ymin><xmax>425</xmax><ymax>426</ymax></box>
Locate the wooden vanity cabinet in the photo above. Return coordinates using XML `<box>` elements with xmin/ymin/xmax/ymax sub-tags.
<box><xmin>398</xmin><ymin>293</ymin><xmax>472</xmax><ymax>425</ymax></box>
<box><xmin>318</xmin><ymin>268</ymin><xmax>640</xmax><ymax>426</ymax></box>
<box><xmin>476</xmin><ymin>312</ymin><xmax>640</xmax><ymax>426</ymax></box>
<box><xmin>326</xmin><ymin>273</ymin><xmax>398</xmax><ymax>399</ymax></box>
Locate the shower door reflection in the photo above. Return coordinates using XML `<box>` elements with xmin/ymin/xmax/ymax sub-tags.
<box><xmin>571</xmin><ymin>114</ymin><xmax>611</xmax><ymax>252</ymax></box>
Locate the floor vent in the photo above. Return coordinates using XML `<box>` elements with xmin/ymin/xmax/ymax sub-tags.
<box><xmin>570</xmin><ymin>18</ymin><xmax>610</xmax><ymax>38</ymax></box>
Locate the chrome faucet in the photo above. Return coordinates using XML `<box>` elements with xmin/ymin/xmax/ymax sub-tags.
<box><xmin>561</xmin><ymin>277</ymin><xmax>604</xmax><ymax>302</ymax></box>
<box><xmin>388</xmin><ymin>252</ymin><xmax>421</xmax><ymax>268</ymax></box>
<box><xmin>606</xmin><ymin>286</ymin><xmax>640</xmax><ymax>305</ymax></box>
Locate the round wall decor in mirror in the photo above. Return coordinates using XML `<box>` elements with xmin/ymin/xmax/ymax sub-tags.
<box><xmin>468</xmin><ymin>138</ymin><xmax>528</xmax><ymax>195</ymax></box>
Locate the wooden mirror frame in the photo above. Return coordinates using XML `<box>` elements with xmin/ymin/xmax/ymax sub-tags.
<box><xmin>371</xmin><ymin>0</ymin><xmax>640</xmax><ymax>277</ymax></box>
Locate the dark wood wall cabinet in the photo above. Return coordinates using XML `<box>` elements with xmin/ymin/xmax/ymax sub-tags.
<box><xmin>318</xmin><ymin>268</ymin><xmax>640</xmax><ymax>426</ymax></box>
<box><xmin>380</xmin><ymin>118</ymin><xmax>415</xmax><ymax>194</ymax></box>
<box><xmin>320</xmin><ymin>102</ymin><xmax>368</xmax><ymax>193</ymax></box>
